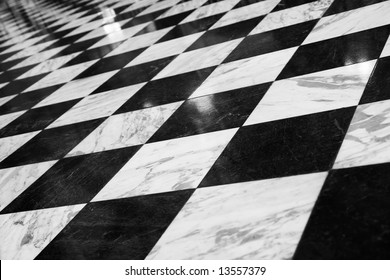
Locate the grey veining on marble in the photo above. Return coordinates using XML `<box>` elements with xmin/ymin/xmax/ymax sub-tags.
<box><xmin>34</xmin><ymin>71</ymin><xmax>119</xmax><ymax>108</ymax></box>
<box><xmin>147</xmin><ymin>172</ymin><xmax>327</xmax><ymax>259</ymax></box>
<box><xmin>92</xmin><ymin>128</ymin><xmax>238</xmax><ymax>202</ymax></box>
<box><xmin>250</xmin><ymin>0</ymin><xmax>333</xmax><ymax>35</ymax></box>
<box><xmin>23</xmin><ymin>60</ymin><xmax>98</xmax><ymax>92</ymax></box>
<box><xmin>127</xmin><ymin>32</ymin><xmax>204</xmax><ymax>66</ymax></box>
<box><xmin>211</xmin><ymin>0</ymin><xmax>279</xmax><ymax>29</ymax></box>
<box><xmin>181</xmin><ymin>0</ymin><xmax>241</xmax><ymax>23</ymax></box>
<box><xmin>17</xmin><ymin>52</ymin><xmax>81</xmax><ymax>80</ymax></box>
<box><xmin>3</xmin><ymin>41</ymin><xmax>54</xmax><ymax>62</ymax></box>
<box><xmin>67</xmin><ymin>101</ymin><xmax>183</xmax><ymax>156</ymax></box>
<box><xmin>0</xmin><ymin>161</ymin><xmax>57</xmax><ymax>211</ymax></box>
<box><xmin>47</xmin><ymin>83</ymin><xmax>145</xmax><ymax>128</ymax></box>
<box><xmin>0</xmin><ymin>204</ymin><xmax>85</xmax><ymax>259</ymax></box>
<box><xmin>153</xmin><ymin>39</ymin><xmax>242</xmax><ymax>79</ymax></box>
<box><xmin>0</xmin><ymin>131</ymin><xmax>40</xmax><ymax>162</ymax></box>
<box><xmin>245</xmin><ymin>60</ymin><xmax>376</xmax><ymax>125</ymax></box>
<box><xmin>303</xmin><ymin>1</ymin><xmax>390</xmax><ymax>44</ymax></box>
<box><xmin>10</xmin><ymin>46</ymin><xmax>68</xmax><ymax>69</ymax></box>
<box><xmin>334</xmin><ymin>99</ymin><xmax>390</xmax><ymax>169</ymax></box>
<box><xmin>191</xmin><ymin>47</ymin><xmax>297</xmax><ymax>98</ymax></box>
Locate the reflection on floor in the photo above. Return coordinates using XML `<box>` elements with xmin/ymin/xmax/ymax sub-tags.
<box><xmin>1</xmin><ymin>0</ymin><xmax>390</xmax><ymax>260</ymax></box>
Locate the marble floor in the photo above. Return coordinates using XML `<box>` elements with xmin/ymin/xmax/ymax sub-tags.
<box><xmin>0</xmin><ymin>0</ymin><xmax>390</xmax><ymax>260</ymax></box>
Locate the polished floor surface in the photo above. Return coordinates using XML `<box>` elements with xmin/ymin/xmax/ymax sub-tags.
<box><xmin>0</xmin><ymin>0</ymin><xmax>390</xmax><ymax>260</ymax></box>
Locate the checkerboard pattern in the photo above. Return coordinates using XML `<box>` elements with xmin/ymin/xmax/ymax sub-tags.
<box><xmin>1</xmin><ymin>0</ymin><xmax>390</xmax><ymax>259</ymax></box>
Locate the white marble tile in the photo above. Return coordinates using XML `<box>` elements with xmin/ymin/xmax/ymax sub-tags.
<box><xmin>0</xmin><ymin>111</ymin><xmax>27</xmax><ymax>130</ymax></box>
<box><xmin>303</xmin><ymin>1</ymin><xmax>390</xmax><ymax>44</ymax></box>
<box><xmin>0</xmin><ymin>94</ymin><xmax>15</xmax><ymax>107</ymax></box>
<box><xmin>122</xmin><ymin>0</ymin><xmax>158</xmax><ymax>12</ymax></box>
<box><xmin>56</xmin><ymin>14</ymin><xmax>97</xmax><ymax>31</ymax></box>
<box><xmin>334</xmin><ymin>99</ymin><xmax>390</xmax><ymax>169</ymax></box>
<box><xmin>381</xmin><ymin>35</ymin><xmax>390</xmax><ymax>58</ymax></box>
<box><xmin>191</xmin><ymin>47</ymin><xmax>297</xmax><ymax>98</ymax></box>
<box><xmin>67</xmin><ymin>101</ymin><xmax>183</xmax><ymax>156</ymax></box>
<box><xmin>92</xmin><ymin>128</ymin><xmax>238</xmax><ymax>202</ymax></box>
<box><xmin>0</xmin><ymin>131</ymin><xmax>40</xmax><ymax>162</ymax></box>
<box><xmin>106</xmin><ymin>27</ymin><xmax>174</xmax><ymax>56</ymax></box>
<box><xmin>127</xmin><ymin>32</ymin><xmax>204</xmax><ymax>66</ymax></box>
<box><xmin>34</xmin><ymin>71</ymin><xmax>119</xmax><ymax>108</ymax></box>
<box><xmin>3</xmin><ymin>41</ymin><xmax>54</xmax><ymax>62</ymax></box>
<box><xmin>0</xmin><ymin>35</ymin><xmax>47</xmax><ymax>54</ymax></box>
<box><xmin>138</xmin><ymin>0</ymin><xmax>182</xmax><ymax>16</ymax></box>
<box><xmin>182</xmin><ymin>0</ymin><xmax>241</xmax><ymax>23</ymax></box>
<box><xmin>211</xmin><ymin>0</ymin><xmax>279</xmax><ymax>29</ymax></box>
<box><xmin>16</xmin><ymin>53</ymin><xmax>81</xmax><ymax>80</ymax></box>
<box><xmin>245</xmin><ymin>60</ymin><xmax>377</xmax><ymax>126</ymax></box>
<box><xmin>0</xmin><ymin>161</ymin><xmax>57</xmax><ymax>212</ymax></box>
<box><xmin>250</xmin><ymin>0</ymin><xmax>333</xmax><ymax>35</ymax></box>
<box><xmin>0</xmin><ymin>204</ymin><xmax>85</xmax><ymax>259</ymax></box>
<box><xmin>89</xmin><ymin>23</ymin><xmax>149</xmax><ymax>48</ymax></box>
<box><xmin>47</xmin><ymin>83</ymin><xmax>145</xmax><ymax>128</ymax></box>
<box><xmin>10</xmin><ymin>46</ymin><xmax>67</xmax><ymax>70</ymax></box>
<box><xmin>153</xmin><ymin>38</ymin><xmax>242</xmax><ymax>79</ymax></box>
<box><xmin>147</xmin><ymin>172</ymin><xmax>327</xmax><ymax>260</ymax></box>
<box><xmin>158</xmin><ymin>0</ymin><xmax>208</xmax><ymax>19</ymax></box>
<box><xmin>24</xmin><ymin>60</ymin><xmax>98</xmax><ymax>92</ymax></box>
<box><xmin>64</xmin><ymin>19</ymin><xmax>104</xmax><ymax>38</ymax></box>
<box><xmin>74</xmin><ymin>20</ymin><xmax>125</xmax><ymax>43</ymax></box>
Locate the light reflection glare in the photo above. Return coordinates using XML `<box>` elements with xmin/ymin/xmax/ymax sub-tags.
<box><xmin>358</xmin><ymin>60</ymin><xmax>375</xmax><ymax>75</ymax></box>
<box><xmin>101</xmin><ymin>8</ymin><xmax>116</xmax><ymax>24</ymax></box>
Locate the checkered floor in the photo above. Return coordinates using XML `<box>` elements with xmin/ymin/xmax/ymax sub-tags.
<box><xmin>0</xmin><ymin>0</ymin><xmax>390</xmax><ymax>260</ymax></box>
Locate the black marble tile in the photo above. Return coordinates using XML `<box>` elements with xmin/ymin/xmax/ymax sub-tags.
<box><xmin>0</xmin><ymin>74</ymin><xmax>48</xmax><ymax>98</ymax></box>
<box><xmin>324</xmin><ymin>0</ymin><xmax>387</xmax><ymax>16</ymax></box>
<box><xmin>148</xmin><ymin>83</ymin><xmax>271</xmax><ymax>142</ymax></box>
<box><xmin>157</xmin><ymin>13</ymin><xmax>225</xmax><ymax>43</ymax></box>
<box><xmin>0</xmin><ymin>146</ymin><xmax>141</xmax><ymax>214</ymax></box>
<box><xmin>113</xmin><ymin>4</ymin><xmax>133</xmax><ymax>15</ymax></box>
<box><xmin>52</xmin><ymin>35</ymin><xmax>105</xmax><ymax>57</ymax></box>
<box><xmin>185</xmin><ymin>17</ymin><xmax>263</xmax><ymax>51</ymax></box>
<box><xmin>199</xmin><ymin>107</ymin><xmax>355</xmax><ymax>187</ymax></box>
<box><xmin>0</xmin><ymin>84</ymin><xmax>64</xmax><ymax>115</ymax></box>
<box><xmin>36</xmin><ymin>190</ymin><xmax>194</xmax><ymax>260</ymax></box>
<box><xmin>233</xmin><ymin>0</ymin><xmax>267</xmax><ymax>9</ymax></box>
<box><xmin>224</xmin><ymin>20</ymin><xmax>317</xmax><ymax>63</ymax></box>
<box><xmin>121</xmin><ymin>8</ymin><xmax>170</xmax><ymax>29</ymax></box>
<box><xmin>63</xmin><ymin>41</ymin><xmax>125</xmax><ymax>66</ymax></box>
<box><xmin>202</xmin><ymin>0</ymin><xmax>227</xmax><ymax>5</ymax></box>
<box><xmin>93</xmin><ymin>56</ymin><xmax>176</xmax><ymax>94</ymax></box>
<box><xmin>114</xmin><ymin>9</ymin><xmax>144</xmax><ymax>21</ymax></box>
<box><xmin>359</xmin><ymin>57</ymin><xmax>390</xmax><ymax>104</ymax></box>
<box><xmin>33</xmin><ymin>28</ymin><xmax>77</xmax><ymax>45</ymax></box>
<box><xmin>0</xmin><ymin>118</ymin><xmax>105</xmax><ymax>168</ymax></box>
<box><xmin>0</xmin><ymin>50</ymin><xmax>19</xmax><ymax>63</ymax></box>
<box><xmin>43</xmin><ymin>31</ymin><xmax>89</xmax><ymax>50</ymax></box>
<box><xmin>0</xmin><ymin>64</ymin><xmax>38</xmax><ymax>83</ymax></box>
<box><xmin>115</xmin><ymin>66</ymin><xmax>216</xmax><ymax>113</ymax></box>
<box><xmin>277</xmin><ymin>25</ymin><xmax>390</xmax><ymax>80</ymax></box>
<box><xmin>75</xmin><ymin>48</ymin><xmax>145</xmax><ymax>79</ymax></box>
<box><xmin>135</xmin><ymin>10</ymin><xmax>194</xmax><ymax>36</ymax></box>
<box><xmin>294</xmin><ymin>163</ymin><xmax>390</xmax><ymax>259</ymax></box>
<box><xmin>0</xmin><ymin>100</ymin><xmax>80</xmax><ymax>138</ymax></box>
<box><xmin>0</xmin><ymin>57</ymin><xmax>27</xmax><ymax>72</ymax></box>
<box><xmin>271</xmin><ymin>0</ymin><xmax>314</xmax><ymax>12</ymax></box>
